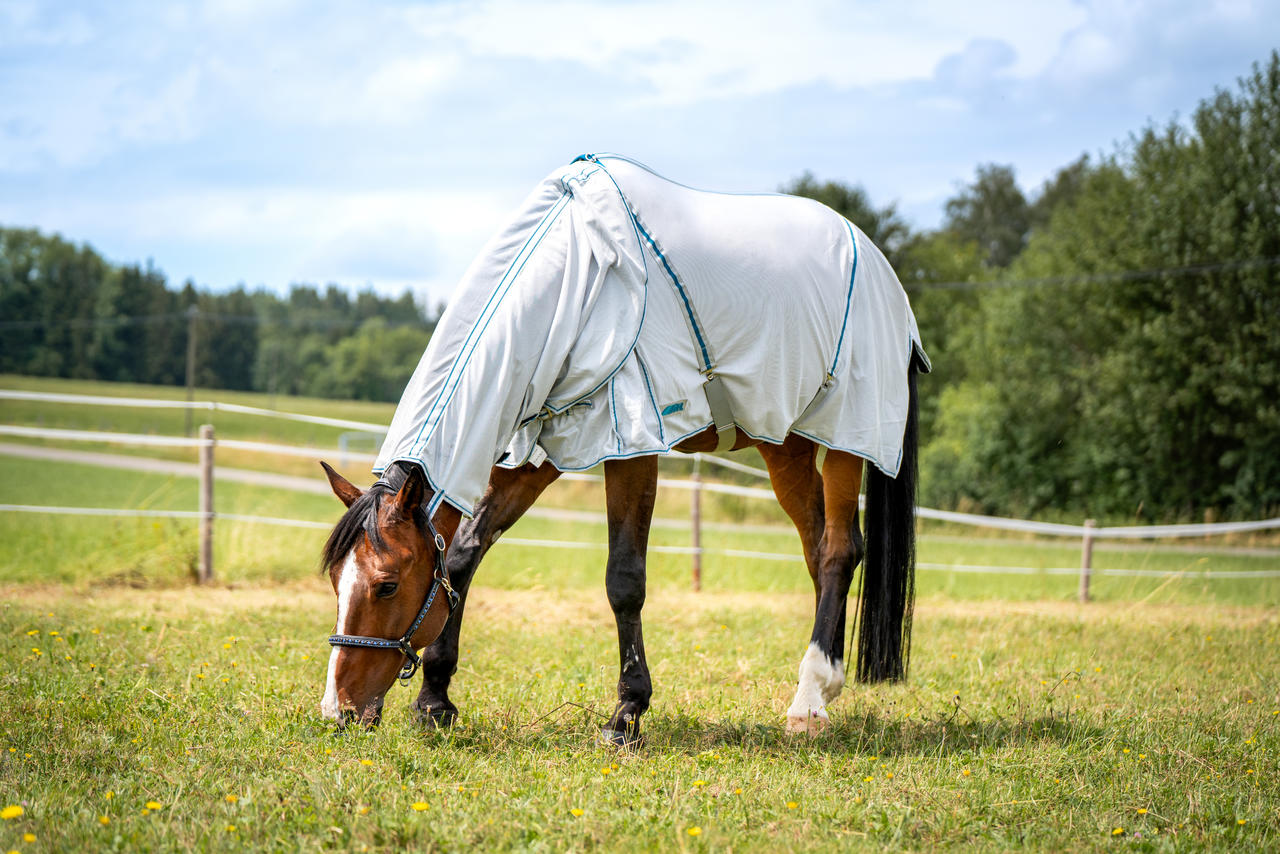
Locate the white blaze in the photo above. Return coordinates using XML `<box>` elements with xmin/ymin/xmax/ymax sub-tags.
<box><xmin>320</xmin><ymin>551</ymin><xmax>360</xmax><ymax>719</ymax></box>
<box><xmin>786</xmin><ymin>642</ymin><xmax>845</xmax><ymax>723</ymax></box>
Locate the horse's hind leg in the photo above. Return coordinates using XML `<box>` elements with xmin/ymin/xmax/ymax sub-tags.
<box><xmin>601</xmin><ymin>455</ymin><xmax>659</xmax><ymax>747</ymax></box>
<box><xmin>762</xmin><ymin>439</ymin><xmax>864</xmax><ymax>734</ymax></box>
<box><xmin>412</xmin><ymin>461</ymin><xmax>560</xmax><ymax>726</ymax></box>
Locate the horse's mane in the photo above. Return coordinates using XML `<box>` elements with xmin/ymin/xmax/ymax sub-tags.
<box><xmin>320</xmin><ymin>462</ymin><xmax>430</xmax><ymax>570</ymax></box>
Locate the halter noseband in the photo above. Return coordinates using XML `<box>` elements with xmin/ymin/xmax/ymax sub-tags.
<box><xmin>327</xmin><ymin>487</ymin><xmax>460</xmax><ymax>686</ymax></box>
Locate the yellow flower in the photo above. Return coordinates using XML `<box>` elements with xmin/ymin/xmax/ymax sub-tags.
<box><xmin>225</xmin><ymin>794</ymin><xmax>239</xmax><ymax>803</ymax></box>
<box><xmin>1</xmin><ymin>805</ymin><xmax>23</xmax><ymax>820</ymax></box>
<box><xmin>99</xmin><ymin>816</ymin><xmax>110</xmax><ymax>826</ymax></box>
<box><xmin>786</xmin><ymin>801</ymin><xmax>799</xmax><ymax>810</ymax></box>
<box><xmin>961</xmin><ymin>769</ymin><xmax>971</xmax><ymax>777</ymax></box>
<box><xmin>22</xmin><ymin>834</ymin><xmax>35</xmax><ymax>843</ymax></box>
<box><xmin>1137</xmin><ymin>808</ymin><xmax>1148</xmax><ymax>815</ymax></box>
<box><xmin>360</xmin><ymin>759</ymin><xmax>374</xmax><ymax>766</ymax></box>
<box><xmin>1112</xmin><ymin>827</ymin><xmax>1124</xmax><ymax>836</ymax></box>
<box><xmin>25</xmin><ymin>630</ymin><xmax>38</xmax><ymax>636</ymax></box>
<box><xmin>733</xmin><ymin>788</ymin><xmax>742</xmax><ymax>795</ymax></box>
<box><xmin>863</xmin><ymin>776</ymin><xmax>873</xmax><ymax>782</ymax></box>
<box><xmin>570</xmin><ymin>808</ymin><xmax>584</xmax><ymax>817</ymax></box>
<box><xmin>146</xmin><ymin>801</ymin><xmax>162</xmax><ymax>810</ymax></box>
<box><xmin>885</xmin><ymin>772</ymin><xmax>894</xmax><ymax>779</ymax></box>
<box><xmin>225</xmin><ymin>824</ymin><xmax>237</xmax><ymax>832</ymax></box>
<box><xmin>687</xmin><ymin>826</ymin><xmax>702</xmax><ymax>836</ymax></box>
<box><xmin>357</xmin><ymin>807</ymin><xmax>370</xmax><ymax>816</ymax></box>
<box><xmin>411</xmin><ymin>802</ymin><xmax>429</xmax><ymax>811</ymax></box>
<box><xmin>141</xmin><ymin>808</ymin><xmax>150</xmax><ymax>816</ymax></box>
<box><xmin>1122</xmin><ymin>748</ymin><xmax>1130</xmax><ymax>754</ymax></box>
<box><xmin>1238</xmin><ymin>819</ymin><xmax>1247</xmax><ymax>825</ymax></box>
<box><xmin>693</xmin><ymin>780</ymin><xmax>706</xmax><ymax>787</ymax></box>
<box><xmin>104</xmin><ymin>791</ymin><xmax>114</xmax><ymax>800</ymax></box>
<box><xmin>223</xmin><ymin>643</ymin><xmax>232</xmax><ymax>649</ymax></box>
<box><xmin>600</xmin><ymin>767</ymin><xmax>611</xmax><ymax>775</ymax></box>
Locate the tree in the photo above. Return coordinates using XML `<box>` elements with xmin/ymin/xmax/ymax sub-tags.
<box><xmin>943</xmin><ymin>164</ymin><xmax>1030</xmax><ymax>268</ymax></box>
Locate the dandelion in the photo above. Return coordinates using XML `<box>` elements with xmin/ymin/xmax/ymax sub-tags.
<box><xmin>1095</xmin><ymin>667</ymin><xmax>1102</xmax><ymax>673</ymax></box>
<box><xmin>360</xmin><ymin>759</ymin><xmax>374</xmax><ymax>766</ymax></box>
<box><xmin>885</xmin><ymin>772</ymin><xmax>894</xmax><ymax>779</ymax></box>
<box><xmin>1112</xmin><ymin>827</ymin><xmax>1123</xmax><ymax>836</ymax></box>
<box><xmin>962</xmin><ymin>769</ymin><xmax>971</xmax><ymax>777</ymax></box>
<box><xmin>693</xmin><ymin>780</ymin><xmax>706</xmax><ymax>787</ymax></box>
<box><xmin>863</xmin><ymin>776</ymin><xmax>873</xmax><ymax>782</ymax></box>
<box><xmin>1137</xmin><ymin>808</ymin><xmax>1148</xmax><ymax>815</ymax></box>
<box><xmin>1238</xmin><ymin>819</ymin><xmax>1247</xmax><ymax>825</ymax></box>
<box><xmin>104</xmin><ymin>791</ymin><xmax>114</xmax><ymax>800</ymax></box>
<box><xmin>1</xmin><ymin>805</ymin><xmax>24</xmax><ymax>820</ymax></box>
<box><xmin>600</xmin><ymin>767</ymin><xmax>611</xmax><ymax>776</ymax></box>
<box><xmin>411</xmin><ymin>802</ymin><xmax>429</xmax><ymax>811</ymax></box>
<box><xmin>99</xmin><ymin>816</ymin><xmax>110</xmax><ymax>826</ymax></box>
<box><xmin>225</xmin><ymin>824</ymin><xmax>237</xmax><ymax>832</ymax></box>
<box><xmin>22</xmin><ymin>834</ymin><xmax>35</xmax><ymax>843</ymax></box>
<box><xmin>357</xmin><ymin>807</ymin><xmax>370</xmax><ymax>815</ymax></box>
<box><xmin>225</xmin><ymin>794</ymin><xmax>239</xmax><ymax>803</ymax></box>
<box><xmin>223</xmin><ymin>643</ymin><xmax>232</xmax><ymax>649</ymax></box>
<box><xmin>687</xmin><ymin>826</ymin><xmax>702</xmax><ymax>836</ymax></box>
<box><xmin>146</xmin><ymin>801</ymin><xmax>162</xmax><ymax>810</ymax></box>
<box><xmin>733</xmin><ymin>788</ymin><xmax>742</xmax><ymax>795</ymax></box>
<box><xmin>570</xmin><ymin>808</ymin><xmax>584</xmax><ymax>817</ymax></box>
<box><xmin>26</xmin><ymin>630</ymin><xmax>38</xmax><ymax>636</ymax></box>
<box><xmin>141</xmin><ymin>808</ymin><xmax>150</xmax><ymax>816</ymax></box>
<box><xmin>786</xmin><ymin>801</ymin><xmax>799</xmax><ymax>810</ymax></box>
<box><xmin>1122</xmin><ymin>748</ymin><xmax>1130</xmax><ymax>754</ymax></box>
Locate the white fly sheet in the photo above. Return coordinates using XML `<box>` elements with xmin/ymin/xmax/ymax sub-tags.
<box><xmin>376</xmin><ymin>155</ymin><xmax>929</xmax><ymax>516</ymax></box>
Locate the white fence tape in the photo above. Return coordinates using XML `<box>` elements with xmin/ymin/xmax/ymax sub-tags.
<box><xmin>0</xmin><ymin>389</ymin><xmax>388</xmax><ymax>433</ymax></box>
<box><xmin>3</xmin><ymin>415</ymin><xmax>1279</xmax><ymax>540</ymax></box>
<box><xmin>4</xmin><ymin>504</ymin><xmax>1276</xmax><ymax>579</ymax></box>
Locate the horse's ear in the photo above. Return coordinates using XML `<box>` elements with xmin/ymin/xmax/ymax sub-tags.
<box><xmin>320</xmin><ymin>461</ymin><xmax>363</xmax><ymax>508</ymax></box>
<box><xmin>389</xmin><ymin>463</ymin><xmax>428</xmax><ymax>522</ymax></box>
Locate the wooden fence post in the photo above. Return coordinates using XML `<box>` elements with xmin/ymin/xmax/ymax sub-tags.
<box><xmin>1078</xmin><ymin>518</ymin><xmax>1096</xmax><ymax>603</ymax></box>
<box><xmin>691</xmin><ymin>459</ymin><xmax>702</xmax><ymax>592</ymax></box>
<box><xmin>198</xmin><ymin>423</ymin><xmax>214</xmax><ymax>584</ymax></box>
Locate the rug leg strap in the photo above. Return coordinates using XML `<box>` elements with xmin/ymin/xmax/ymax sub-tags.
<box><xmin>703</xmin><ymin>374</ymin><xmax>737</xmax><ymax>452</ymax></box>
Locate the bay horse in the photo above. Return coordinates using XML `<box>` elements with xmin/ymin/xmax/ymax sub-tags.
<box><xmin>318</xmin><ymin>154</ymin><xmax>926</xmax><ymax>742</ymax></box>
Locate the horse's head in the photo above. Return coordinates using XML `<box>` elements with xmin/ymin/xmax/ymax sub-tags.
<box><xmin>317</xmin><ymin>461</ymin><xmax>455</xmax><ymax>727</ymax></box>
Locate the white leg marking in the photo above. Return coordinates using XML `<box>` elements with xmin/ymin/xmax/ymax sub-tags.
<box><xmin>786</xmin><ymin>643</ymin><xmax>845</xmax><ymax>732</ymax></box>
<box><xmin>320</xmin><ymin>552</ymin><xmax>360</xmax><ymax>720</ymax></box>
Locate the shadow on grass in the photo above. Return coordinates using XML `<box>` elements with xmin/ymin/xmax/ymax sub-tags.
<box><xmin>389</xmin><ymin>699</ymin><xmax>1104</xmax><ymax>761</ymax></box>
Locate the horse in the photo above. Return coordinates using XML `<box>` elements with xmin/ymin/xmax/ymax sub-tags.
<box><xmin>318</xmin><ymin>154</ymin><xmax>927</xmax><ymax>742</ymax></box>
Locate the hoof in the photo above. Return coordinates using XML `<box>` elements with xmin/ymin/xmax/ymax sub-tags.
<box><xmin>786</xmin><ymin>712</ymin><xmax>830</xmax><ymax>736</ymax></box>
<box><xmin>600</xmin><ymin>727</ymin><xmax>643</xmax><ymax>749</ymax></box>
<box><xmin>412</xmin><ymin>703</ymin><xmax>457</xmax><ymax>729</ymax></box>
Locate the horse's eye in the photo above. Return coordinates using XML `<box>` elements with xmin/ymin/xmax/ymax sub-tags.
<box><xmin>375</xmin><ymin>582</ymin><xmax>398</xmax><ymax>599</ymax></box>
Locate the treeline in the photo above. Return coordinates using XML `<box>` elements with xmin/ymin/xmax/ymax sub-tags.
<box><xmin>0</xmin><ymin>234</ymin><xmax>435</xmax><ymax>402</ymax></box>
<box><xmin>787</xmin><ymin>52</ymin><xmax>1279</xmax><ymax>520</ymax></box>
<box><xmin>2</xmin><ymin>53</ymin><xmax>1277</xmax><ymax>520</ymax></box>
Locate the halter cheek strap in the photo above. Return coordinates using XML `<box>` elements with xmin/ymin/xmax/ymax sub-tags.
<box><xmin>327</xmin><ymin>521</ymin><xmax>459</xmax><ymax>686</ymax></box>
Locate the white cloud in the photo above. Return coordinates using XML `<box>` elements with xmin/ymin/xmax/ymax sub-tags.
<box><xmin>406</xmin><ymin>0</ymin><xmax>1087</xmax><ymax>103</ymax></box>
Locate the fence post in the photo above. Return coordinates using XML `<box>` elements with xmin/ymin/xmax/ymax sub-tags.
<box><xmin>691</xmin><ymin>458</ymin><xmax>702</xmax><ymax>592</ymax></box>
<box><xmin>1078</xmin><ymin>518</ymin><xmax>1096</xmax><ymax>603</ymax></box>
<box><xmin>198</xmin><ymin>423</ymin><xmax>214</xmax><ymax>584</ymax></box>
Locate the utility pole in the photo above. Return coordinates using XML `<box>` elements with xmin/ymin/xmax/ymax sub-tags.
<box><xmin>185</xmin><ymin>305</ymin><xmax>198</xmax><ymax>437</ymax></box>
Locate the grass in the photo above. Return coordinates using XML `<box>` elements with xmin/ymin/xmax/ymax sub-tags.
<box><xmin>2</xmin><ymin>376</ymin><xmax>1278</xmax><ymax>850</ymax></box>
<box><xmin>2</xmin><ymin>585</ymin><xmax>1277</xmax><ymax>851</ymax></box>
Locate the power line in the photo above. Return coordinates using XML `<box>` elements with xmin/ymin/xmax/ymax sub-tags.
<box><xmin>905</xmin><ymin>255</ymin><xmax>1280</xmax><ymax>291</ymax></box>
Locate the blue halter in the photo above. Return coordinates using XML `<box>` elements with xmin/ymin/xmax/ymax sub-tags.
<box><xmin>327</xmin><ymin>499</ymin><xmax>459</xmax><ymax>685</ymax></box>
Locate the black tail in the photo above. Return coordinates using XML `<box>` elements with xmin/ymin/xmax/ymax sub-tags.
<box><xmin>855</xmin><ymin>359</ymin><xmax>919</xmax><ymax>683</ymax></box>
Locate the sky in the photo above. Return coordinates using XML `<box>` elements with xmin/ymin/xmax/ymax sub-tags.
<box><xmin>2</xmin><ymin>0</ymin><xmax>1277</xmax><ymax>308</ymax></box>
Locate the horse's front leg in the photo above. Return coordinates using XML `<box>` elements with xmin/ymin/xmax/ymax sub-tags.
<box><xmin>412</xmin><ymin>461</ymin><xmax>560</xmax><ymax>726</ymax></box>
<box><xmin>601</xmin><ymin>455</ymin><xmax>658</xmax><ymax>747</ymax></box>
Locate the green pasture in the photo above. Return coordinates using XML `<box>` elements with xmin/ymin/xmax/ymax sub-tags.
<box><xmin>1</xmin><ymin>454</ymin><xmax>1278</xmax><ymax>606</ymax></box>
<box><xmin>2</xmin><ymin>377</ymin><xmax>1278</xmax><ymax>850</ymax></box>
